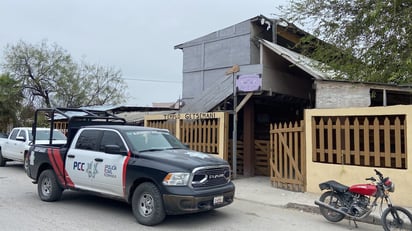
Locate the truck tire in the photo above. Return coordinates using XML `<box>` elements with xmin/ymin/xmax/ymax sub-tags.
<box><xmin>38</xmin><ymin>169</ymin><xmax>63</xmax><ymax>202</ymax></box>
<box><xmin>0</xmin><ymin>150</ymin><xmax>6</xmax><ymax>167</ymax></box>
<box><xmin>131</xmin><ymin>182</ymin><xmax>166</xmax><ymax>226</ymax></box>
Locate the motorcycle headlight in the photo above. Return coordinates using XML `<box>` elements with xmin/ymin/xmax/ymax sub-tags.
<box><xmin>384</xmin><ymin>178</ymin><xmax>395</xmax><ymax>192</ymax></box>
<box><xmin>390</xmin><ymin>183</ymin><xmax>395</xmax><ymax>192</ymax></box>
<box><xmin>163</xmin><ymin>172</ymin><xmax>190</xmax><ymax>186</ymax></box>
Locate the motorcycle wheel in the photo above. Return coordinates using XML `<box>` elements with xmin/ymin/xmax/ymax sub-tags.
<box><xmin>319</xmin><ymin>191</ymin><xmax>345</xmax><ymax>222</ymax></box>
<box><xmin>381</xmin><ymin>206</ymin><xmax>412</xmax><ymax>231</ymax></box>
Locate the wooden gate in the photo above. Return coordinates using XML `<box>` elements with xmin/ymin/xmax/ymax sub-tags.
<box><xmin>270</xmin><ymin>120</ymin><xmax>306</xmax><ymax>192</ymax></box>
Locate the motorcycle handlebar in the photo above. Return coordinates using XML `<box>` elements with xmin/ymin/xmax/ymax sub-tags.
<box><xmin>374</xmin><ymin>169</ymin><xmax>384</xmax><ymax>180</ymax></box>
<box><xmin>365</xmin><ymin>177</ymin><xmax>376</xmax><ymax>182</ymax></box>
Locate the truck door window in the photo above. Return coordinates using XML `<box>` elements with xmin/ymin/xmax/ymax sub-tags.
<box><xmin>100</xmin><ymin>131</ymin><xmax>127</xmax><ymax>153</ymax></box>
<box><xmin>18</xmin><ymin>130</ymin><xmax>27</xmax><ymax>141</ymax></box>
<box><xmin>75</xmin><ymin>130</ymin><xmax>101</xmax><ymax>151</ymax></box>
<box><xmin>9</xmin><ymin>129</ymin><xmax>19</xmax><ymax>140</ymax></box>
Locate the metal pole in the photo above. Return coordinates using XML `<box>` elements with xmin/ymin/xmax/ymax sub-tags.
<box><xmin>232</xmin><ymin>73</ymin><xmax>237</xmax><ymax>179</ymax></box>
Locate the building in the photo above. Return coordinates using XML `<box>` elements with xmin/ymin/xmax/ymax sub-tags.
<box><xmin>175</xmin><ymin>15</ymin><xmax>412</xmax><ymax>177</ymax></box>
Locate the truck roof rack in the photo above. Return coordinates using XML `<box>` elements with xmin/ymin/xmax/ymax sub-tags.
<box><xmin>33</xmin><ymin>107</ymin><xmax>127</xmax><ymax>145</ymax></box>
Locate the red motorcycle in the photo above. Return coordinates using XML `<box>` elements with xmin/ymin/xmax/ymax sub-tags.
<box><xmin>315</xmin><ymin>169</ymin><xmax>412</xmax><ymax>230</ymax></box>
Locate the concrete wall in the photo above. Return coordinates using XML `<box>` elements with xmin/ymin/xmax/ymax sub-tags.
<box><xmin>304</xmin><ymin>105</ymin><xmax>412</xmax><ymax>207</ymax></box>
<box><xmin>315</xmin><ymin>81</ymin><xmax>371</xmax><ymax>108</ymax></box>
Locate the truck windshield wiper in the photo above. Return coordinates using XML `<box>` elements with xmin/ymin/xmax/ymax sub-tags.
<box><xmin>139</xmin><ymin>148</ymin><xmax>167</xmax><ymax>152</ymax></box>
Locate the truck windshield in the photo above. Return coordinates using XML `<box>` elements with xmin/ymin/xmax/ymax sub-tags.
<box><xmin>125</xmin><ymin>131</ymin><xmax>187</xmax><ymax>153</ymax></box>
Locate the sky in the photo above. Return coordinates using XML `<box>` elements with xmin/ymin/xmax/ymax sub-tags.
<box><xmin>0</xmin><ymin>0</ymin><xmax>287</xmax><ymax>106</ymax></box>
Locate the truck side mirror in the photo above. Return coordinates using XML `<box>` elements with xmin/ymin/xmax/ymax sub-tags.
<box><xmin>104</xmin><ymin>144</ymin><xmax>127</xmax><ymax>155</ymax></box>
<box><xmin>16</xmin><ymin>136</ymin><xmax>26</xmax><ymax>142</ymax></box>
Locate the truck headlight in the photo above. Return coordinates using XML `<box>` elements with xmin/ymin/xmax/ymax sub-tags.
<box><xmin>163</xmin><ymin>173</ymin><xmax>190</xmax><ymax>186</ymax></box>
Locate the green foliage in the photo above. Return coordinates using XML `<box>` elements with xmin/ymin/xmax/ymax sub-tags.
<box><xmin>2</xmin><ymin>40</ymin><xmax>75</xmax><ymax>108</ymax></box>
<box><xmin>1</xmin><ymin>40</ymin><xmax>127</xmax><ymax>108</ymax></box>
<box><xmin>279</xmin><ymin>0</ymin><xmax>412</xmax><ymax>84</ymax></box>
<box><xmin>0</xmin><ymin>74</ymin><xmax>23</xmax><ymax>131</ymax></box>
<box><xmin>53</xmin><ymin>62</ymin><xmax>126</xmax><ymax>107</ymax></box>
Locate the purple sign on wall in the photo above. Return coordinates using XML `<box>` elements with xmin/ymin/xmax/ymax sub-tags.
<box><xmin>236</xmin><ymin>74</ymin><xmax>262</xmax><ymax>92</ymax></box>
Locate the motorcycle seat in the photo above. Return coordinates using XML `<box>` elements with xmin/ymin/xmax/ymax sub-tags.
<box><xmin>319</xmin><ymin>180</ymin><xmax>349</xmax><ymax>193</ymax></box>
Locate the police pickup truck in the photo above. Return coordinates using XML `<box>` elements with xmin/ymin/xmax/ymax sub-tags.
<box><xmin>26</xmin><ymin>108</ymin><xmax>234</xmax><ymax>226</ymax></box>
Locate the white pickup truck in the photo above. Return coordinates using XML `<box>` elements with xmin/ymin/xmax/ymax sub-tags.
<box><xmin>0</xmin><ymin>127</ymin><xmax>67</xmax><ymax>169</ymax></box>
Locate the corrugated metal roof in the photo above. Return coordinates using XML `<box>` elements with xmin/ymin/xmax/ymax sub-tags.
<box><xmin>260</xmin><ymin>39</ymin><xmax>332</xmax><ymax>80</ymax></box>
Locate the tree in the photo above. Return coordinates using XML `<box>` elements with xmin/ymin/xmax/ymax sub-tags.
<box><xmin>52</xmin><ymin>63</ymin><xmax>127</xmax><ymax>107</ymax></box>
<box><xmin>2</xmin><ymin>40</ymin><xmax>75</xmax><ymax>108</ymax></box>
<box><xmin>1</xmin><ymin>40</ymin><xmax>127</xmax><ymax>108</ymax></box>
<box><xmin>0</xmin><ymin>74</ymin><xmax>23</xmax><ymax>131</ymax></box>
<box><xmin>279</xmin><ymin>0</ymin><xmax>412</xmax><ymax>84</ymax></box>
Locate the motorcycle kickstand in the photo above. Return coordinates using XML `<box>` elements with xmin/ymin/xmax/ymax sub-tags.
<box><xmin>348</xmin><ymin>218</ymin><xmax>359</xmax><ymax>229</ymax></box>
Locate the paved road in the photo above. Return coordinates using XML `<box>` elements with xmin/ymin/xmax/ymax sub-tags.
<box><xmin>0</xmin><ymin>162</ymin><xmax>381</xmax><ymax>231</ymax></box>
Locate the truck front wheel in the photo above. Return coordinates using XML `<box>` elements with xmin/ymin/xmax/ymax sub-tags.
<box><xmin>38</xmin><ymin>169</ymin><xmax>63</xmax><ymax>202</ymax></box>
<box><xmin>131</xmin><ymin>182</ymin><xmax>165</xmax><ymax>226</ymax></box>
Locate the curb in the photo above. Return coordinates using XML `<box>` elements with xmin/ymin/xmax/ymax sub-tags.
<box><xmin>285</xmin><ymin>202</ymin><xmax>383</xmax><ymax>226</ymax></box>
<box><xmin>234</xmin><ymin>197</ymin><xmax>384</xmax><ymax>228</ymax></box>
<box><xmin>285</xmin><ymin>203</ymin><xmax>320</xmax><ymax>214</ymax></box>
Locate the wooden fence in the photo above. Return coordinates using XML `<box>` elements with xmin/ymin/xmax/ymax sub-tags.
<box><xmin>312</xmin><ymin>115</ymin><xmax>407</xmax><ymax>169</ymax></box>
<box><xmin>228</xmin><ymin>139</ymin><xmax>270</xmax><ymax>176</ymax></box>
<box><xmin>145</xmin><ymin>112</ymin><xmax>229</xmax><ymax>159</ymax></box>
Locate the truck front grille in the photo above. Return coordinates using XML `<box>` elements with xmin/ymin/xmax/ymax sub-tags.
<box><xmin>191</xmin><ymin>166</ymin><xmax>231</xmax><ymax>189</ymax></box>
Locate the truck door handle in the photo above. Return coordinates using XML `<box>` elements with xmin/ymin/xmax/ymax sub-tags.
<box><xmin>94</xmin><ymin>158</ymin><xmax>103</xmax><ymax>162</ymax></box>
<box><xmin>67</xmin><ymin>154</ymin><xmax>75</xmax><ymax>158</ymax></box>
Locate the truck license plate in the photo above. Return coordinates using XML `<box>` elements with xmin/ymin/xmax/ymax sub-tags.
<box><xmin>213</xmin><ymin>195</ymin><xmax>224</xmax><ymax>205</ymax></box>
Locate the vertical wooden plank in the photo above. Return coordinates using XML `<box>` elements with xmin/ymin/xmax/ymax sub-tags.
<box><xmin>211</xmin><ymin>120</ymin><xmax>215</xmax><ymax>153</ymax></box>
<box><xmin>319</xmin><ymin>118</ymin><xmax>325</xmax><ymax>162</ymax></box>
<box><xmin>336</xmin><ymin>118</ymin><xmax>342</xmax><ymax>164</ymax></box>
<box><xmin>288</xmin><ymin>122</ymin><xmax>293</xmax><ymax>179</ymax></box>
<box><xmin>402</xmin><ymin>116</ymin><xmax>407</xmax><ymax>169</ymax></box>
<box><xmin>279</xmin><ymin>123</ymin><xmax>284</xmax><ymax>179</ymax></box>
<box><xmin>185</xmin><ymin>121</ymin><xmax>189</xmax><ymax>144</ymax></box>
<box><xmin>175</xmin><ymin>118</ymin><xmax>181</xmax><ymax>139</ymax></box>
<box><xmin>272</xmin><ymin>123</ymin><xmax>277</xmax><ymax>179</ymax></box>
<box><xmin>363</xmin><ymin>118</ymin><xmax>370</xmax><ymax>165</ymax></box>
<box><xmin>284</xmin><ymin>122</ymin><xmax>289</xmax><ymax>180</ymax></box>
<box><xmin>189</xmin><ymin>121</ymin><xmax>194</xmax><ymax>149</ymax></box>
<box><xmin>312</xmin><ymin>117</ymin><xmax>317</xmax><ymax>162</ymax></box>
<box><xmin>354</xmin><ymin>117</ymin><xmax>360</xmax><ymax>165</ymax></box>
<box><xmin>373</xmin><ymin>118</ymin><xmax>380</xmax><ymax>166</ymax></box>
<box><xmin>300</xmin><ymin>120</ymin><xmax>306</xmax><ymax>191</ymax></box>
<box><xmin>221</xmin><ymin>112</ymin><xmax>229</xmax><ymax>161</ymax></box>
<box><xmin>293</xmin><ymin>122</ymin><xmax>299</xmax><ymax>186</ymax></box>
<box><xmin>327</xmin><ymin>118</ymin><xmax>333</xmax><ymax>163</ymax></box>
<box><xmin>269</xmin><ymin>124</ymin><xmax>273</xmax><ymax>178</ymax></box>
<box><xmin>203</xmin><ymin>121</ymin><xmax>208</xmax><ymax>152</ymax></box>
<box><xmin>344</xmin><ymin>118</ymin><xmax>351</xmax><ymax>164</ymax></box>
<box><xmin>394</xmin><ymin>117</ymin><xmax>402</xmax><ymax>168</ymax></box>
<box><xmin>384</xmin><ymin>117</ymin><xmax>391</xmax><ymax>167</ymax></box>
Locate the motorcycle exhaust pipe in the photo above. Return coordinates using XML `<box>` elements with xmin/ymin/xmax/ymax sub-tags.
<box><xmin>315</xmin><ymin>200</ymin><xmax>373</xmax><ymax>220</ymax></box>
<box><xmin>315</xmin><ymin>200</ymin><xmax>350</xmax><ymax>217</ymax></box>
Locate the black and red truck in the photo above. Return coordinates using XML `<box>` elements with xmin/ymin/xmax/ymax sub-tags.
<box><xmin>26</xmin><ymin>108</ymin><xmax>235</xmax><ymax>226</ymax></box>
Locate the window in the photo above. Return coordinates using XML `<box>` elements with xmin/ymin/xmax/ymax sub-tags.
<box><xmin>99</xmin><ymin>131</ymin><xmax>127</xmax><ymax>153</ymax></box>
<box><xmin>75</xmin><ymin>130</ymin><xmax>101</xmax><ymax>151</ymax></box>
<box><xmin>125</xmin><ymin>131</ymin><xmax>187</xmax><ymax>153</ymax></box>
<box><xmin>9</xmin><ymin>129</ymin><xmax>19</xmax><ymax>140</ymax></box>
<box><xmin>32</xmin><ymin>130</ymin><xmax>67</xmax><ymax>141</ymax></box>
<box><xmin>18</xmin><ymin>130</ymin><xmax>27</xmax><ymax>140</ymax></box>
